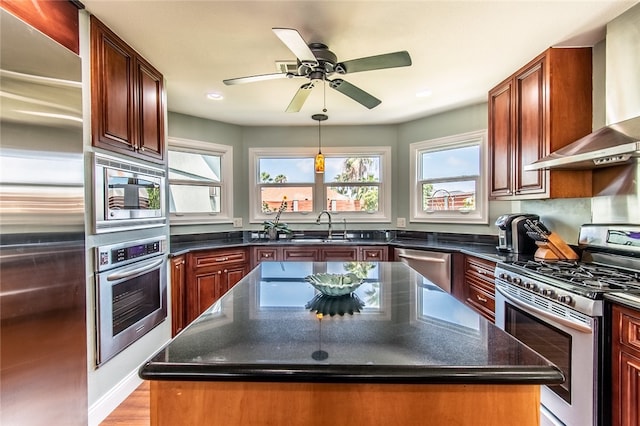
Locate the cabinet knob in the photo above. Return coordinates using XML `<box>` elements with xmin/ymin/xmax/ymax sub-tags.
<box><xmin>140</xmin><ymin>147</ymin><xmax>145</xmax><ymax>152</ymax></box>
<box><xmin>218</xmin><ymin>271</ymin><xmax>222</xmax><ymax>275</ymax></box>
<box><xmin>263</xmin><ymin>253</ymin><xmax>271</xmax><ymax>258</ymax></box>
<box><xmin>370</xmin><ymin>253</ymin><xmax>378</xmax><ymax>257</ymax></box>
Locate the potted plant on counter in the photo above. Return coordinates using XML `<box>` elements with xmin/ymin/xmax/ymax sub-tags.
<box><xmin>263</xmin><ymin>197</ymin><xmax>291</xmax><ymax>240</ymax></box>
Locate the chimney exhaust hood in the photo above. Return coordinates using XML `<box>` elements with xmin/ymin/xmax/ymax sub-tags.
<box><xmin>524</xmin><ymin>116</ymin><xmax>640</xmax><ymax>170</ymax></box>
<box><xmin>525</xmin><ymin>3</ymin><xmax>640</xmax><ymax>172</ymax></box>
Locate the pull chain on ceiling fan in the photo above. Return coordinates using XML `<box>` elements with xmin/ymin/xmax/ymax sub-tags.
<box><xmin>223</xmin><ymin>28</ymin><xmax>412</xmax><ymax>112</ymax></box>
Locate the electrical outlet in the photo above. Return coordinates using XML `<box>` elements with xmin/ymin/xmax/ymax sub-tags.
<box><xmin>397</xmin><ymin>217</ymin><xmax>406</xmax><ymax>228</ymax></box>
<box><xmin>232</xmin><ymin>218</ymin><xmax>243</xmax><ymax>228</ymax></box>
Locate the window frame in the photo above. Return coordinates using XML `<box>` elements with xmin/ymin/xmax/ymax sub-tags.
<box><xmin>167</xmin><ymin>136</ymin><xmax>233</xmax><ymax>224</ymax></box>
<box><xmin>249</xmin><ymin>146</ymin><xmax>392</xmax><ymax>224</ymax></box>
<box><xmin>410</xmin><ymin>130</ymin><xmax>488</xmax><ymax>224</ymax></box>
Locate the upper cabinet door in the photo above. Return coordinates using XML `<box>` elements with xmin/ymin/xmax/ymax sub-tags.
<box><xmin>90</xmin><ymin>16</ymin><xmax>165</xmax><ymax>164</ymax></box>
<box><xmin>91</xmin><ymin>22</ymin><xmax>136</xmax><ymax>151</ymax></box>
<box><xmin>136</xmin><ymin>58</ymin><xmax>165</xmax><ymax>161</ymax></box>
<box><xmin>514</xmin><ymin>57</ymin><xmax>546</xmax><ymax>196</ymax></box>
<box><xmin>488</xmin><ymin>79</ymin><xmax>513</xmax><ymax>198</ymax></box>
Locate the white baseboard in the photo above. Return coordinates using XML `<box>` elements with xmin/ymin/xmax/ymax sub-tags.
<box><xmin>88</xmin><ymin>368</ymin><xmax>143</xmax><ymax>426</ymax></box>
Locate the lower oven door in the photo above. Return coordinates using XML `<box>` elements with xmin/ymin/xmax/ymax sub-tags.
<box><xmin>495</xmin><ymin>283</ymin><xmax>598</xmax><ymax>426</ymax></box>
<box><xmin>95</xmin><ymin>254</ymin><xmax>167</xmax><ymax>366</ymax></box>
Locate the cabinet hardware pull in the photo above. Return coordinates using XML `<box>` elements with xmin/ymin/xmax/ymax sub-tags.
<box><xmin>476</xmin><ymin>294</ymin><xmax>488</xmax><ymax>303</ymax></box>
<box><xmin>476</xmin><ymin>268</ymin><xmax>485</xmax><ymax>275</ymax></box>
<box><xmin>218</xmin><ymin>271</ymin><xmax>222</xmax><ymax>275</ymax></box>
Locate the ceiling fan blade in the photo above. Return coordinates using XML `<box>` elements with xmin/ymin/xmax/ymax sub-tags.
<box><xmin>335</xmin><ymin>51</ymin><xmax>412</xmax><ymax>74</ymax></box>
<box><xmin>329</xmin><ymin>79</ymin><xmax>381</xmax><ymax>109</ymax></box>
<box><xmin>285</xmin><ymin>82</ymin><xmax>314</xmax><ymax>113</ymax></box>
<box><xmin>223</xmin><ymin>72</ymin><xmax>293</xmax><ymax>86</ymax></box>
<box><xmin>272</xmin><ymin>28</ymin><xmax>318</xmax><ymax>66</ymax></box>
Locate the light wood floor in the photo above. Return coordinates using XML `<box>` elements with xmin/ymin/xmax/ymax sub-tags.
<box><xmin>100</xmin><ymin>381</ymin><xmax>150</xmax><ymax>426</ymax></box>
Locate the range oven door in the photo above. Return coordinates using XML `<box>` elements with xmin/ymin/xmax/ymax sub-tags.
<box><xmin>95</xmin><ymin>254</ymin><xmax>167</xmax><ymax>366</ymax></box>
<box><xmin>495</xmin><ymin>283</ymin><xmax>598</xmax><ymax>426</ymax></box>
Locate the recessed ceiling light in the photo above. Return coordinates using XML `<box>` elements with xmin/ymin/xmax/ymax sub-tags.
<box><xmin>206</xmin><ymin>92</ymin><xmax>224</xmax><ymax>100</ymax></box>
<box><xmin>416</xmin><ymin>89</ymin><xmax>432</xmax><ymax>98</ymax></box>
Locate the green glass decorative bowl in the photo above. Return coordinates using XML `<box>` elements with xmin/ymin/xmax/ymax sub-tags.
<box><xmin>304</xmin><ymin>272</ymin><xmax>363</xmax><ymax>296</ymax></box>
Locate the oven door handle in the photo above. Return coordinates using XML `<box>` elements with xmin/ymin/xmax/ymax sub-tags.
<box><xmin>106</xmin><ymin>258</ymin><xmax>164</xmax><ymax>281</ymax></box>
<box><xmin>496</xmin><ymin>285</ymin><xmax>593</xmax><ymax>334</ymax></box>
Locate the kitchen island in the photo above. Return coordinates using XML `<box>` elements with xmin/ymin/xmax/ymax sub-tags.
<box><xmin>140</xmin><ymin>261</ymin><xmax>563</xmax><ymax>425</ymax></box>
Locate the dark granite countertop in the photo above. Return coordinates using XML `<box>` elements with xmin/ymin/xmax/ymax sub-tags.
<box><xmin>140</xmin><ymin>261</ymin><xmax>563</xmax><ymax>384</ymax></box>
<box><xmin>606</xmin><ymin>293</ymin><xmax>640</xmax><ymax>311</ymax></box>
<box><xmin>168</xmin><ymin>230</ymin><xmax>518</xmax><ymax>263</ymax></box>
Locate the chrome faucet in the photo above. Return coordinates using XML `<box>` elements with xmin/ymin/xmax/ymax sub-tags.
<box><xmin>316</xmin><ymin>210</ymin><xmax>332</xmax><ymax>240</ymax></box>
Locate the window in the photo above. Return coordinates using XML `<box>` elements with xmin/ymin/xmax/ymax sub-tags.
<box><xmin>250</xmin><ymin>147</ymin><xmax>391</xmax><ymax>224</ymax></box>
<box><xmin>168</xmin><ymin>137</ymin><xmax>233</xmax><ymax>224</ymax></box>
<box><xmin>410</xmin><ymin>130</ymin><xmax>487</xmax><ymax>224</ymax></box>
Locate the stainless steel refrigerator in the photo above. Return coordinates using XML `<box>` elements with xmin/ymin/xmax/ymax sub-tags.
<box><xmin>0</xmin><ymin>9</ymin><xmax>87</xmax><ymax>425</ymax></box>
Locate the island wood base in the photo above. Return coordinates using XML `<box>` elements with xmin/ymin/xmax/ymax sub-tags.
<box><xmin>150</xmin><ymin>380</ymin><xmax>540</xmax><ymax>425</ymax></box>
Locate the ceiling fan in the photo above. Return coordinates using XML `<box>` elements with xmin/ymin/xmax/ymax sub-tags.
<box><xmin>223</xmin><ymin>28</ymin><xmax>412</xmax><ymax>112</ymax></box>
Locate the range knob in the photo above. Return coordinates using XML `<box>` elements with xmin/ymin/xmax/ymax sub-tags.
<box><xmin>499</xmin><ymin>272</ymin><xmax>509</xmax><ymax>280</ymax></box>
<box><xmin>513</xmin><ymin>277</ymin><xmax>522</xmax><ymax>285</ymax></box>
<box><xmin>541</xmin><ymin>288</ymin><xmax>556</xmax><ymax>298</ymax></box>
<box><xmin>558</xmin><ymin>295</ymin><xmax>573</xmax><ymax>305</ymax></box>
<box><xmin>524</xmin><ymin>282</ymin><xmax>537</xmax><ymax>291</ymax></box>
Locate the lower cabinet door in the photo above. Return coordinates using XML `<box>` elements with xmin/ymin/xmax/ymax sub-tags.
<box><xmin>190</xmin><ymin>270</ymin><xmax>223</xmax><ymax>322</ymax></box>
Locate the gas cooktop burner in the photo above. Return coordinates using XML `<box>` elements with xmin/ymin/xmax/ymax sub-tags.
<box><xmin>508</xmin><ymin>259</ymin><xmax>640</xmax><ymax>291</ymax></box>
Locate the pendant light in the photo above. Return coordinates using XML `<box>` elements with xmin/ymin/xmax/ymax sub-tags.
<box><xmin>312</xmin><ymin>113</ymin><xmax>328</xmax><ymax>173</ymax></box>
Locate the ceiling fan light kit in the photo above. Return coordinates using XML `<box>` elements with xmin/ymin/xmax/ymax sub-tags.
<box><xmin>223</xmin><ymin>28</ymin><xmax>412</xmax><ymax>113</ymax></box>
<box><xmin>312</xmin><ymin>113</ymin><xmax>328</xmax><ymax>174</ymax></box>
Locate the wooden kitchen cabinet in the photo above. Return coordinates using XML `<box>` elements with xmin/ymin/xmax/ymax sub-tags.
<box><xmin>170</xmin><ymin>255</ymin><xmax>186</xmax><ymax>337</ymax></box>
<box><xmin>462</xmin><ymin>255</ymin><xmax>496</xmax><ymax>322</ymax></box>
<box><xmin>251</xmin><ymin>245</ymin><xmax>388</xmax><ymax>266</ymax></box>
<box><xmin>186</xmin><ymin>248</ymin><xmax>248</xmax><ymax>323</ymax></box>
<box><xmin>612</xmin><ymin>304</ymin><xmax>640</xmax><ymax>426</ymax></box>
<box><xmin>489</xmin><ymin>47</ymin><xmax>592</xmax><ymax>200</ymax></box>
<box><xmin>90</xmin><ymin>16</ymin><xmax>165</xmax><ymax>164</ymax></box>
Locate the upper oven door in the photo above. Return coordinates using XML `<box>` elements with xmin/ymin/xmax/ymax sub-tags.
<box><xmin>495</xmin><ymin>283</ymin><xmax>598</xmax><ymax>426</ymax></box>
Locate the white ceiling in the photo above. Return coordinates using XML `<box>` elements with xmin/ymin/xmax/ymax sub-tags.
<box><xmin>81</xmin><ymin>0</ymin><xmax>638</xmax><ymax>127</ymax></box>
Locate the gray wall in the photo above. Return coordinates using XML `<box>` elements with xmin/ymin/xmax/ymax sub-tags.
<box><xmin>169</xmin><ymin>101</ymin><xmax>593</xmax><ymax>242</ymax></box>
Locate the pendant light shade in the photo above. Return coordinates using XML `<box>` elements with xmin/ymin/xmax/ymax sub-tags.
<box><xmin>312</xmin><ymin>113</ymin><xmax>328</xmax><ymax>174</ymax></box>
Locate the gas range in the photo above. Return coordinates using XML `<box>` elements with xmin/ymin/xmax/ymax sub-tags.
<box><xmin>496</xmin><ymin>224</ymin><xmax>640</xmax><ymax>317</ymax></box>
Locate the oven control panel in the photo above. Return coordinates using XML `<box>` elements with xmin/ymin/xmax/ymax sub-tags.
<box><xmin>96</xmin><ymin>236</ymin><xmax>167</xmax><ymax>272</ymax></box>
<box><xmin>496</xmin><ymin>266</ymin><xmax>603</xmax><ymax>317</ymax></box>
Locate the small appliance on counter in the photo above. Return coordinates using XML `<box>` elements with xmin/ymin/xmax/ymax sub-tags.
<box><xmin>495</xmin><ymin>213</ymin><xmax>540</xmax><ymax>254</ymax></box>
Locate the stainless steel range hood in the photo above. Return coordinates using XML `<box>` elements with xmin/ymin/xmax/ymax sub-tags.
<box><xmin>524</xmin><ymin>117</ymin><xmax>640</xmax><ymax>170</ymax></box>
<box><xmin>526</xmin><ymin>3</ymin><xmax>640</xmax><ymax>172</ymax></box>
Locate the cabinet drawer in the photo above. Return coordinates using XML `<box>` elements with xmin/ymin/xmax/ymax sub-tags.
<box><xmin>466</xmin><ymin>285</ymin><xmax>495</xmax><ymax>322</ymax></box>
<box><xmin>465</xmin><ymin>272</ymin><xmax>495</xmax><ymax>295</ymax></box>
<box><xmin>191</xmin><ymin>249</ymin><xmax>247</xmax><ymax>268</ymax></box>
<box><xmin>282</xmin><ymin>247</ymin><xmax>319</xmax><ymax>261</ymax></box>
<box><xmin>619</xmin><ymin>308</ymin><xmax>640</xmax><ymax>353</ymax></box>
<box><xmin>465</xmin><ymin>256</ymin><xmax>496</xmax><ymax>279</ymax></box>
<box><xmin>254</xmin><ymin>247</ymin><xmax>279</xmax><ymax>262</ymax></box>
<box><xmin>360</xmin><ymin>247</ymin><xmax>388</xmax><ymax>261</ymax></box>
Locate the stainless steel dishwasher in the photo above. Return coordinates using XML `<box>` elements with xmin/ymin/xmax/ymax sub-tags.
<box><xmin>395</xmin><ymin>248</ymin><xmax>452</xmax><ymax>293</ymax></box>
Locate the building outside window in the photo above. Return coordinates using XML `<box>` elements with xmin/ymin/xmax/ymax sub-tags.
<box><xmin>250</xmin><ymin>147</ymin><xmax>391</xmax><ymax>224</ymax></box>
<box><xmin>410</xmin><ymin>130</ymin><xmax>487</xmax><ymax>224</ymax></box>
<box><xmin>168</xmin><ymin>137</ymin><xmax>233</xmax><ymax>224</ymax></box>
